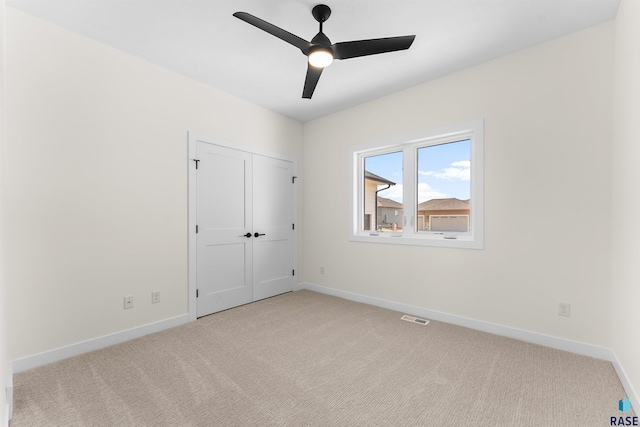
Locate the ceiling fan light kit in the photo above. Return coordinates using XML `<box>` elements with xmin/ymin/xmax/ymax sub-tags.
<box><xmin>308</xmin><ymin>48</ymin><xmax>333</xmax><ymax>68</ymax></box>
<box><xmin>233</xmin><ymin>4</ymin><xmax>415</xmax><ymax>99</ymax></box>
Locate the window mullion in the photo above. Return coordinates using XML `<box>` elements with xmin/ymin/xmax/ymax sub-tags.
<box><xmin>403</xmin><ymin>145</ymin><xmax>416</xmax><ymax>236</ymax></box>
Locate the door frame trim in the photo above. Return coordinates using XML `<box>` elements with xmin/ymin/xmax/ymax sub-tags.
<box><xmin>187</xmin><ymin>132</ymin><xmax>298</xmax><ymax>321</ymax></box>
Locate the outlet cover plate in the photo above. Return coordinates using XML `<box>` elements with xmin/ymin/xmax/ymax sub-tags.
<box><xmin>558</xmin><ymin>302</ymin><xmax>571</xmax><ymax>317</ymax></box>
<box><xmin>124</xmin><ymin>296</ymin><xmax>134</xmax><ymax>309</ymax></box>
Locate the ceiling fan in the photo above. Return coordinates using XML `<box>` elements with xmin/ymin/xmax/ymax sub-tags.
<box><xmin>233</xmin><ymin>4</ymin><xmax>416</xmax><ymax>99</ymax></box>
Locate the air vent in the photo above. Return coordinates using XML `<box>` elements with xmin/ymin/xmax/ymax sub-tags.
<box><xmin>401</xmin><ymin>315</ymin><xmax>430</xmax><ymax>325</ymax></box>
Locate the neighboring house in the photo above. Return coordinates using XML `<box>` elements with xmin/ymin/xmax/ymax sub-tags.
<box><xmin>364</xmin><ymin>171</ymin><xmax>395</xmax><ymax>230</ymax></box>
<box><xmin>365</xmin><ymin>174</ymin><xmax>468</xmax><ymax>231</ymax></box>
<box><xmin>417</xmin><ymin>198</ymin><xmax>470</xmax><ymax>231</ymax></box>
<box><xmin>377</xmin><ymin>196</ymin><xmax>403</xmax><ymax>229</ymax></box>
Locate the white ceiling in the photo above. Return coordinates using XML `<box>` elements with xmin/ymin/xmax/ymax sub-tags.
<box><xmin>8</xmin><ymin>0</ymin><xmax>620</xmax><ymax>122</ymax></box>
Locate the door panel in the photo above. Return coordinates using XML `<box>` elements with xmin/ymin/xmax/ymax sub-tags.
<box><xmin>253</xmin><ymin>239</ymin><xmax>292</xmax><ymax>299</ymax></box>
<box><xmin>203</xmin><ymin>243</ymin><xmax>246</xmax><ymax>293</ymax></box>
<box><xmin>196</xmin><ymin>142</ymin><xmax>253</xmax><ymax>317</ymax></box>
<box><xmin>200</xmin><ymin>152</ymin><xmax>248</xmax><ymax>229</ymax></box>
<box><xmin>252</xmin><ymin>155</ymin><xmax>294</xmax><ymax>301</ymax></box>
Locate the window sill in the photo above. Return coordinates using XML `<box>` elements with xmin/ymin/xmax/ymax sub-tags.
<box><xmin>349</xmin><ymin>233</ymin><xmax>483</xmax><ymax>250</ymax></box>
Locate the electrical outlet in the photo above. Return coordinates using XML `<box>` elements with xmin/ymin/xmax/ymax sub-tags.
<box><xmin>124</xmin><ymin>295</ymin><xmax>134</xmax><ymax>309</ymax></box>
<box><xmin>558</xmin><ymin>302</ymin><xmax>571</xmax><ymax>317</ymax></box>
<box><xmin>152</xmin><ymin>291</ymin><xmax>161</xmax><ymax>304</ymax></box>
<box><xmin>320</xmin><ymin>266</ymin><xmax>325</xmax><ymax>275</ymax></box>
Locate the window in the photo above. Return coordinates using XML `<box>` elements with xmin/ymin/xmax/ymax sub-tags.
<box><xmin>363</xmin><ymin>151</ymin><xmax>402</xmax><ymax>231</ymax></box>
<box><xmin>349</xmin><ymin>120</ymin><xmax>483</xmax><ymax>249</ymax></box>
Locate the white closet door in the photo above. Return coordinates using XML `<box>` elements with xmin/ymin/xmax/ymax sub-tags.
<box><xmin>196</xmin><ymin>142</ymin><xmax>253</xmax><ymax>317</ymax></box>
<box><xmin>252</xmin><ymin>155</ymin><xmax>294</xmax><ymax>301</ymax></box>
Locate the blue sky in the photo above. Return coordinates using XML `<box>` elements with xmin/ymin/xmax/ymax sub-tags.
<box><xmin>364</xmin><ymin>139</ymin><xmax>471</xmax><ymax>203</ymax></box>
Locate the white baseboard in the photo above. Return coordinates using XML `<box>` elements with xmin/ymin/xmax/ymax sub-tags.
<box><xmin>611</xmin><ymin>351</ymin><xmax>640</xmax><ymax>415</ymax></box>
<box><xmin>299</xmin><ymin>282</ymin><xmax>639</xmax><ymax>413</ymax></box>
<box><xmin>11</xmin><ymin>314</ymin><xmax>189</xmax><ymax>374</ymax></box>
<box><xmin>5</xmin><ymin>362</ymin><xmax>12</xmax><ymax>426</ymax></box>
<box><xmin>300</xmin><ymin>282</ymin><xmax>611</xmax><ymax>359</ymax></box>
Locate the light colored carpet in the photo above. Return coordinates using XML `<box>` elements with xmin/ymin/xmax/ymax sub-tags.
<box><xmin>10</xmin><ymin>290</ymin><xmax>631</xmax><ymax>426</ymax></box>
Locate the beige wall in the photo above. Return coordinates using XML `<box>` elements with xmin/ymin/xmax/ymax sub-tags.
<box><xmin>2</xmin><ymin>8</ymin><xmax>303</xmax><ymax>361</ymax></box>
<box><xmin>303</xmin><ymin>22</ymin><xmax>614</xmax><ymax>346</ymax></box>
<box><xmin>612</xmin><ymin>0</ymin><xmax>640</xmax><ymax>407</ymax></box>
<box><xmin>1</xmin><ymin>0</ymin><xmax>7</xmax><ymax>423</ymax></box>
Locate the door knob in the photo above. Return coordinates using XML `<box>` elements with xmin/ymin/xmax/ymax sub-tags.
<box><xmin>241</xmin><ymin>232</ymin><xmax>252</xmax><ymax>238</ymax></box>
<box><xmin>254</xmin><ymin>232</ymin><xmax>266</xmax><ymax>237</ymax></box>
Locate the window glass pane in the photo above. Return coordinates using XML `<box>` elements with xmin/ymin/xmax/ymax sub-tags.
<box><xmin>363</xmin><ymin>151</ymin><xmax>403</xmax><ymax>231</ymax></box>
<box><xmin>416</xmin><ymin>140</ymin><xmax>471</xmax><ymax>233</ymax></box>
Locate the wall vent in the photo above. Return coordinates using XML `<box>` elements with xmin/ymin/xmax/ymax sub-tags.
<box><xmin>401</xmin><ymin>315</ymin><xmax>430</xmax><ymax>325</ymax></box>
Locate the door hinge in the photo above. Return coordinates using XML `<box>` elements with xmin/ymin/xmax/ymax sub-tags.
<box><xmin>196</xmin><ymin>225</ymin><xmax>199</xmax><ymax>234</ymax></box>
<box><xmin>292</xmin><ymin>176</ymin><xmax>297</xmax><ymax>184</ymax></box>
<box><xmin>292</xmin><ymin>269</ymin><xmax>295</xmax><ymax>276</ymax></box>
<box><xmin>292</xmin><ymin>223</ymin><xmax>295</xmax><ymax>230</ymax></box>
<box><xmin>196</xmin><ymin>289</ymin><xmax>199</xmax><ymax>298</ymax></box>
<box><xmin>193</xmin><ymin>159</ymin><xmax>200</xmax><ymax>169</ymax></box>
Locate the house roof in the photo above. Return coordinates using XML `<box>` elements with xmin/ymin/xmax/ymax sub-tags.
<box><xmin>364</xmin><ymin>171</ymin><xmax>396</xmax><ymax>186</ymax></box>
<box><xmin>417</xmin><ymin>198</ymin><xmax>470</xmax><ymax>211</ymax></box>
<box><xmin>377</xmin><ymin>197</ymin><xmax>403</xmax><ymax>209</ymax></box>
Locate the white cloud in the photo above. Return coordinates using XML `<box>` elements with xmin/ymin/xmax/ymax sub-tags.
<box><xmin>419</xmin><ymin>160</ymin><xmax>470</xmax><ymax>181</ymax></box>
<box><xmin>378</xmin><ymin>184</ymin><xmax>403</xmax><ymax>202</ymax></box>
<box><xmin>451</xmin><ymin>160</ymin><xmax>471</xmax><ymax>168</ymax></box>
<box><xmin>417</xmin><ymin>182</ymin><xmax>449</xmax><ymax>201</ymax></box>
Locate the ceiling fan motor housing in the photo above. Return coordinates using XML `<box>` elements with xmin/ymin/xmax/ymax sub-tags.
<box><xmin>311</xmin><ymin>31</ymin><xmax>332</xmax><ymax>49</ymax></box>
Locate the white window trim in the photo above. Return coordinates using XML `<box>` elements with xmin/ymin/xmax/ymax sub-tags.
<box><xmin>349</xmin><ymin>119</ymin><xmax>484</xmax><ymax>250</ymax></box>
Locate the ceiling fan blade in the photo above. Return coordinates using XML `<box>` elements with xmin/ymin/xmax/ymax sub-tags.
<box><xmin>302</xmin><ymin>65</ymin><xmax>323</xmax><ymax>99</ymax></box>
<box><xmin>333</xmin><ymin>35</ymin><xmax>415</xmax><ymax>60</ymax></box>
<box><xmin>233</xmin><ymin>12</ymin><xmax>310</xmax><ymax>54</ymax></box>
